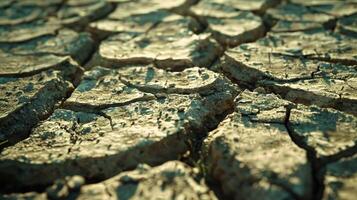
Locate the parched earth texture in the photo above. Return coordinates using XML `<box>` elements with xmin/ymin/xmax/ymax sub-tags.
<box><xmin>0</xmin><ymin>0</ymin><xmax>357</xmax><ymax>200</ymax></box>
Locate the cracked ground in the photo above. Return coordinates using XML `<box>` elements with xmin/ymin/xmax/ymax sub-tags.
<box><xmin>0</xmin><ymin>0</ymin><xmax>356</xmax><ymax>199</ymax></box>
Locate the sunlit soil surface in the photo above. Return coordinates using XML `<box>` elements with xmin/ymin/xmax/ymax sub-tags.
<box><xmin>0</xmin><ymin>0</ymin><xmax>356</xmax><ymax>199</ymax></box>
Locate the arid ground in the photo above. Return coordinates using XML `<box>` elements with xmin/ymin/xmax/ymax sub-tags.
<box><xmin>0</xmin><ymin>0</ymin><xmax>357</xmax><ymax>199</ymax></box>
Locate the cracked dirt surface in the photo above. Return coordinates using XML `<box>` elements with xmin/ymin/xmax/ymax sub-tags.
<box><xmin>0</xmin><ymin>0</ymin><xmax>356</xmax><ymax>200</ymax></box>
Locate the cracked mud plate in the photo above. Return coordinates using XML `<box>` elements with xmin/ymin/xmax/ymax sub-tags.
<box><xmin>222</xmin><ymin>31</ymin><xmax>357</xmax><ymax>114</ymax></box>
<box><xmin>0</xmin><ymin>62</ymin><xmax>77</xmax><ymax>147</ymax></box>
<box><xmin>205</xmin><ymin>90</ymin><xmax>312</xmax><ymax>200</ymax></box>
<box><xmin>93</xmin><ymin>15</ymin><xmax>222</xmax><ymax>70</ymax></box>
<box><xmin>0</xmin><ymin>65</ymin><xmax>237</xmax><ymax>191</ymax></box>
<box><xmin>2</xmin><ymin>161</ymin><xmax>217</xmax><ymax>200</ymax></box>
<box><xmin>191</xmin><ymin>0</ymin><xmax>265</xmax><ymax>46</ymax></box>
